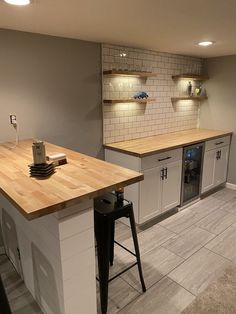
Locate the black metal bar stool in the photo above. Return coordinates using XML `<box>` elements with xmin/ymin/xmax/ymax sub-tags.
<box><xmin>94</xmin><ymin>193</ymin><xmax>146</xmax><ymax>314</ymax></box>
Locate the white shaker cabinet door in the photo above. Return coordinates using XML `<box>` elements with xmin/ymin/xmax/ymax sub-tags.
<box><xmin>201</xmin><ymin>149</ymin><xmax>216</xmax><ymax>193</ymax></box>
<box><xmin>214</xmin><ymin>145</ymin><xmax>229</xmax><ymax>186</ymax></box>
<box><xmin>139</xmin><ymin>167</ymin><xmax>162</xmax><ymax>223</ymax></box>
<box><xmin>162</xmin><ymin>161</ymin><xmax>182</xmax><ymax>213</ymax></box>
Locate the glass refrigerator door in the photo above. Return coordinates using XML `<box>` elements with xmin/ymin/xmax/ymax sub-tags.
<box><xmin>183</xmin><ymin>145</ymin><xmax>203</xmax><ymax>204</ymax></box>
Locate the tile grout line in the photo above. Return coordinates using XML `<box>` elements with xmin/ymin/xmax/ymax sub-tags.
<box><xmin>118</xmin><ymin>274</ymin><xmax>196</xmax><ymax>314</ymax></box>
<box><xmin>203</xmin><ymin>246</ymin><xmax>233</xmax><ymax>263</ymax></box>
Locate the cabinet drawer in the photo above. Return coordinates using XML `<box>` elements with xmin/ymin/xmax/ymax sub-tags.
<box><xmin>205</xmin><ymin>135</ymin><xmax>231</xmax><ymax>151</ymax></box>
<box><xmin>141</xmin><ymin>148</ymin><xmax>182</xmax><ymax>170</ymax></box>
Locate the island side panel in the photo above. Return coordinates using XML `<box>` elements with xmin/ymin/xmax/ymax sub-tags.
<box><xmin>0</xmin><ymin>194</ymin><xmax>97</xmax><ymax>314</ymax></box>
<box><xmin>55</xmin><ymin>201</ymin><xmax>97</xmax><ymax>314</ymax></box>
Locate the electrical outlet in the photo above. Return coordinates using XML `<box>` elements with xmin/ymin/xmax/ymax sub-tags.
<box><xmin>10</xmin><ymin>115</ymin><xmax>17</xmax><ymax>125</ymax></box>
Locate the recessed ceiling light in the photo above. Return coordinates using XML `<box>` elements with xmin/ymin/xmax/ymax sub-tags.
<box><xmin>4</xmin><ymin>0</ymin><xmax>30</xmax><ymax>5</ymax></box>
<box><xmin>198</xmin><ymin>41</ymin><xmax>214</xmax><ymax>47</ymax></box>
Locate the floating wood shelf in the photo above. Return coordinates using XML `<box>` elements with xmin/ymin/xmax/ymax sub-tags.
<box><xmin>171</xmin><ymin>96</ymin><xmax>208</xmax><ymax>102</ymax></box>
<box><xmin>103</xmin><ymin>98</ymin><xmax>156</xmax><ymax>104</ymax></box>
<box><xmin>172</xmin><ymin>74</ymin><xmax>209</xmax><ymax>81</ymax></box>
<box><xmin>103</xmin><ymin>70</ymin><xmax>158</xmax><ymax>77</ymax></box>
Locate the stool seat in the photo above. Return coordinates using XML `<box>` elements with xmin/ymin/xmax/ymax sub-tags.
<box><xmin>94</xmin><ymin>193</ymin><xmax>131</xmax><ymax>218</ymax></box>
<box><xmin>94</xmin><ymin>193</ymin><xmax>146</xmax><ymax>314</ymax></box>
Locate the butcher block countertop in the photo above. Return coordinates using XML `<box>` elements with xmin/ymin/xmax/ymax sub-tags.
<box><xmin>104</xmin><ymin>129</ymin><xmax>233</xmax><ymax>157</ymax></box>
<box><xmin>0</xmin><ymin>139</ymin><xmax>143</xmax><ymax>220</ymax></box>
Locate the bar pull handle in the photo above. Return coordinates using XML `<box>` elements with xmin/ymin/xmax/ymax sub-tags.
<box><xmin>216</xmin><ymin>151</ymin><xmax>221</xmax><ymax>160</ymax></box>
<box><xmin>215</xmin><ymin>141</ymin><xmax>224</xmax><ymax>146</ymax></box>
<box><xmin>164</xmin><ymin>167</ymin><xmax>168</xmax><ymax>179</ymax></box>
<box><xmin>160</xmin><ymin>168</ymin><xmax>165</xmax><ymax>180</ymax></box>
<box><xmin>158</xmin><ymin>156</ymin><xmax>172</xmax><ymax>162</ymax></box>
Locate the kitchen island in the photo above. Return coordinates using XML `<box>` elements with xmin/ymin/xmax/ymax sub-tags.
<box><xmin>0</xmin><ymin>139</ymin><xmax>143</xmax><ymax>314</ymax></box>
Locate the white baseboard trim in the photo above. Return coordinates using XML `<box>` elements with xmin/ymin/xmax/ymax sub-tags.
<box><xmin>226</xmin><ymin>182</ymin><xmax>236</xmax><ymax>190</ymax></box>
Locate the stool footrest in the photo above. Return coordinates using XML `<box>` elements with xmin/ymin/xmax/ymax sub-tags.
<box><xmin>108</xmin><ymin>262</ymin><xmax>137</xmax><ymax>282</ymax></box>
<box><xmin>114</xmin><ymin>240</ymin><xmax>137</xmax><ymax>258</ymax></box>
<box><xmin>96</xmin><ymin>262</ymin><xmax>138</xmax><ymax>284</ymax></box>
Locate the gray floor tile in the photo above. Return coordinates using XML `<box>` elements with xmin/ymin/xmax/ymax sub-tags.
<box><xmin>10</xmin><ymin>291</ymin><xmax>42</xmax><ymax>314</ymax></box>
<box><xmin>159</xmin><ymin>208</ymin><xmax>202</xmax><ymax>234</ymax></box>
<box><xmin>188</xmin><ymin>196</ymin><xmax>227</xmax><ymax>219</ymax></box>
<box><xmin>114</xmin><ymin>221</ymin><xmax>133</xmax><ymax>243</ymax></box>
<box><xmin>108</xmin><ymin>244</ymin><xmax>136</xmax><ymax>278</ymax></box>
<box><xmin>121</xmin><ymin>246</ymin><xmax>184</xmax><ymax>292</ymax></box>
<box><xmin>97</xmin><ymin>277</ymin><xmax>140</xmax><ymax>314</ymax></box>
<box><xmin>118</xmin><ymin>276</ymin><xmax>195</xmax><ymax>314</ymax></box>
<box><xmin>120</xmin><ymin>224</ymin><xmax>176</xmax><ymax>256</ymax></box>
<box><xmin>108</xmin><ymin>224</ymin><xmax>175</xmax><ymax>277</ymax></box>
<box><xmin>0</xmin><ymin>255</ymin><xmax>42</xmax><ymax>314</ymax></box>
<box><xmin>1</xmin><ymin>270</ymin><xmax>28</xmax><ymax>301</ymax></box>
<box><xmin>162</xmin><ymin>226</ymin><xmax>215</xmax><ymax>259</ymax></box>
<box><xmin>0</xmin><ymin>255</ymin><xmax>14</xmax><ymax>273</ymax></box>
<box><xmin>196</xmin><ymin>209</ymin><xmax>236</xmax><ymax>235</ymax></box>
<box><xmin>212</xmin><ymin>188</ymin><xmax>236</xmax><ymax>202</ymax></box>
<box><xmin>205</xmin><ymin>225</ymin><xmax>236</xmax><ymax>261</ymax></box>
<box><xmin>168</xmin><ymin>247</ymin><xmax>231</xmax><ymax>296</ymax></box>
<box><xmin>218</xmin><ymin>199</ymin><xmax>236</xmax><ymax>215</ymax></box>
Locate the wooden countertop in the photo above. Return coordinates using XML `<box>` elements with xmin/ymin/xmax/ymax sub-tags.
<box><xmin>104</xmin><ymin>129</ymin><xmax>233</xmax><ymax>157</ymax></box>
<box><xmin>0</xmin><ymin>140</ymin><xmax>143</xmax><ymax>220</ymax></box>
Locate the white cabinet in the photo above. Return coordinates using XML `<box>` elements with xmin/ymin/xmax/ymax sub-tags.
<box><xmin>139</xmin><ymin>161</ymin><xmax>182</xmax><ymax>223</ymax></box>
<box><xmin>201</xmin><ymin>141</ymin><xmax>230</xmax><ymax>194</ymax></box>
<box><xmin>214</xmin><ymin>145</ymin><xmax>229</xmax><ymax>186</ymax></box>
<box><xmin>162</xmin><ymin>161</ymin><xmax>182</xmax><ymax>213</ymax></box>
<box><xmin>201</xmin><ymin>149</ymin><xmax>216</xmax><ymax>193</ymax></box>
<box><xmin>105</xmin><ymin>148</ymin><xmax>182</xmax><ymax>224</ymax></box>
<box><xmin>140</xmin><ymin>167</ymin><xmax>162</xmax><ymax>222</ymax></box>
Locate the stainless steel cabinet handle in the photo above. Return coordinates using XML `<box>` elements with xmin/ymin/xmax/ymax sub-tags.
<box><xmin>158</xmin><ymin>156</ymin><xmax>172</xmax><ymax>162</ymax></box>
<box><xmin>219</xmin><ymin>150</ymin><xmax>221</xmax><ymax>159</ymax></box>
<box><xmin>215</xmin><ymin>141</ymin><xmax>224</xmax><ymax>145</ymax></box>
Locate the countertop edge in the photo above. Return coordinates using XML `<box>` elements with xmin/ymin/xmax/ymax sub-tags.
<box><xmin>1</xmin><ymin>173</ymin><xmax>144</xmax><ymax>220</ymax></box>
<box><xmin>104</xmin><ymin>131</ymin><xmax>233</xmax><ymax>157</ymax></box>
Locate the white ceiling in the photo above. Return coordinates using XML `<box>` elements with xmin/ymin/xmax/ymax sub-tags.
<box><xmin>1</xmin><ymin>0</ymin><xmax>236</xmax><ymax>58</ymax></box>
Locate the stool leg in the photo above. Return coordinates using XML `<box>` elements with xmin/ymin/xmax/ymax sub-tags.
<box><xmin>109</xmin><ymin>220</ymin><xmax>115</xmax><ymax>266</ymax></box>
<box><xmin>95</xmin><ymin>213</ymin><xmax>111</xmax><ymax>314</ymax></box>
<box><xmin>129</xmin><ymin>207</ymin><xmax>146</xmax><ymax>293</ymax></box>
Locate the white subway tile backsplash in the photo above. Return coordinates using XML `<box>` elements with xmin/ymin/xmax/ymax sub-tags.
<box><xmin>102</xmin><ymin>44</ymin><xmax>203</xmax><ymax>144</ymax></box>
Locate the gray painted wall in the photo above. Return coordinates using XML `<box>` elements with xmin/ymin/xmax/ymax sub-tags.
<box><xmin>199</xmin><ymin>56</ymin><xmax>236</xmax><ymax>184</ymax></box>
<box><xmin>0</xmin><ymin>29</ymin><xmax>103</xmax><ymax>158</ymax></box>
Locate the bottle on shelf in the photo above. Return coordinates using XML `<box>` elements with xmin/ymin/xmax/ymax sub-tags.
<box><xmin>187</xmin><ymin>81</ymin><xmax>192</xmax><ymax>96</ymax></box>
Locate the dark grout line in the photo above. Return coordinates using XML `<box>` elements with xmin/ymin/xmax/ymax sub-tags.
<box><xmin>166</xmin><ymin>274</ymin><xmax>197</xmax><ymax>297</ymax></box>
<box><xmin>203</xmin><ymin>246</ymin><xmax>234</xmax><ymax>264</ymax></box>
